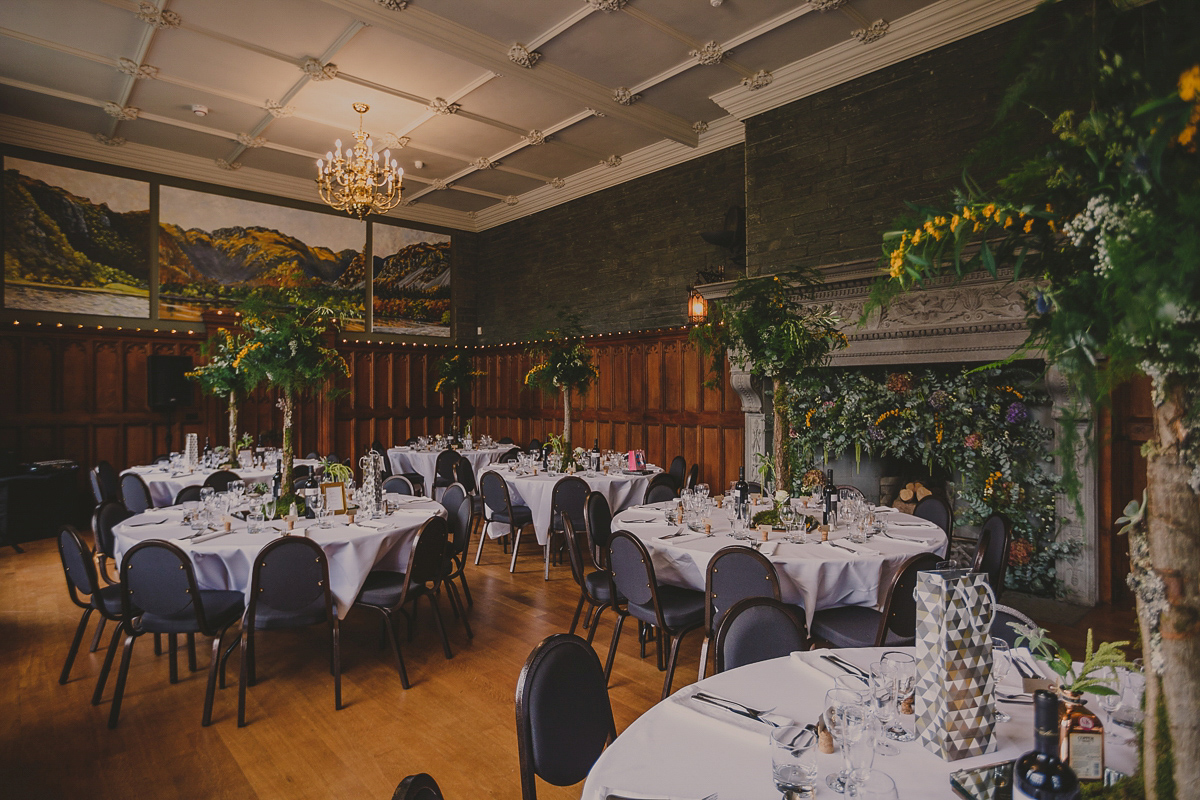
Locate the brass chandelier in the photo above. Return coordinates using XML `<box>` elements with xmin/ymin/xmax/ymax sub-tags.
<box><xmin>316</xmin><ymin>102</ymin><xmax>403</xmax><ymax>219</ymax></box>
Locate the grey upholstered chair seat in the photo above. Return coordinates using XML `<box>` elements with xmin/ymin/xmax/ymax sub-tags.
<box><xmin>627</xmin><ymin>585</ymin><xmax>704</xmax><ymax>628</ymax></box>
<box><xmin>250</xmin><ymin>601</ymin><xmax>328</xmax><ymax>630</ymax></box>
<box><xmin>583</xmin><ymin>571</ymin><xmax>620</xmax><ymax>605</ymax></box>
<box><xmin>492</xmin><ymin>505</ymin><xmax>534</xmax><ymax>526</ymax></box>
<box><xmin>92</xmin><ymin>585</ymin><xmax>125</xmax><ymax>616</ymax></box>
<box><xmin>809</xmin><ymin>605</ymin><xmax>911</xmax><ymax>649</ymax></box>
<box><xmin>355</xmin><ymin>570</ymin><xmax>427</xmax><ymax>607</ymax></box>
<box><xmin>138</xmin><ymin>589</ymin><xmax>244</xmax><ymax>633</ymax></box>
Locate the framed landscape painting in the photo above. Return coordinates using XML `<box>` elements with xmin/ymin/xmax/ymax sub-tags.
<box><xmin>158</xmin><ymin>186</ymin><xmax>367</xmax><ymax>329</ymax></box>
<box><xmin>371</xmin><ymin>222</ymin><xmax>451</xmax><ymax>337</ymax></box>
<box><xmin>3</xmin><ymin>157</ymin><xmax>151</xmax><ymax>317</ymax></box>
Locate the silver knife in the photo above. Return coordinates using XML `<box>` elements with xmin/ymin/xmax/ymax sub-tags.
<box><xmin>827</xmin><ymin>541</ymin><xmax>857</xmax><ymax>554</ymax></box>
<box><xmin>691</xmin><ymin>693</ymin><xmax>779</xmax><ymax>727</ymax></box>
<box><xmin>821</xmin><ymin>654</ymin><xmax>868</xmax><ymax>683</ymax></box>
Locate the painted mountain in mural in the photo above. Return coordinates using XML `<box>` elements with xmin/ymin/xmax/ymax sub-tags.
<box><xmin>3</xmin><ymin>168</ymin><xmax>149</xmax><ymax>291</ymax></box>
<box><xmin>372</xmin><ymin>240</ymin><xmax>451</xmax><ymax>295</ymax></box>
<box><xmin>158</xmin><ymin>224</ymin><xmax>359</xmax><ymax>287</ymax></box>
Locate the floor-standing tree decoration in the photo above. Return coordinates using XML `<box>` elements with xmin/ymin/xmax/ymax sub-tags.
<box><xmin>434</xmin><ymin>353</ymin><xmax>483</xmax><ymax>434</ymax></box>
<box><xmin>186</xmin><ymin>327</ymin><xmax>251</xmax><ymax>455</ymax></box>
<box><xmin>869</xmin><ymin>3</ymin><xmax>1200</xmax><ymax>794</ymax></box>
<box><xmin>692</xmin><ymin>268</ymin><xmax>845</xmax><ymax>492</ymax></box>
<box><xmin>524</xmin><ymin>317</ymin><xmax>598</xmax><ymax>455</ymax></box>
<box><xmin>233</xmin><ymin>303</ymin><xmax>349</xmax><ymax>507</ymax></box>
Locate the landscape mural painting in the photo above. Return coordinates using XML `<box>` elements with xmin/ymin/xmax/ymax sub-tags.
<box><xmin>158</xmin><ymin>187</ymin><xmax>367</xmax><ymax>329</ymax></box>
<box><xmin>3</xmin><ymin>157</ymin><xmax>151</xmax><ymax>317</ymax></box>
<box><xmin>371</xmin><ymin>222</ymin><xmax>451</xmax><ymax>337</ymax></box>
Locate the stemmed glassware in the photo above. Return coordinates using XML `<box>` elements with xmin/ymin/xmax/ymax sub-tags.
<box><xmin>881</xmin><ymin>653</ymin><xmax>917</xmax><ymax>742</ymax></box>
<box><xmin>846</xmin><ymin>769</ymin><xmax>899</xmax><ymax>799</ymax></box>
<box><xmin>824</xmin><ymin>687</ymin><xmax>867</xmax><ymax>793</ymax></box>
<box><xmin>868</xmin><ymin>662</ymin><xmax>900</xmax><ymax>755</ymax></box>
<box><xmin>990</xmin><ymin>637</ymin><xmax>1013</xmax><ymax>723</ymax></box>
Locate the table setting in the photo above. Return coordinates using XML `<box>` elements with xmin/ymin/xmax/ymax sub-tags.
<box><xmin>121</xmin><ymin>453</ymin><xmax>321</xmax><ymax>508</ymax></box>
<box><xmin>386</xmin><ymin>437</ymin><xmax>508</xmax><ymax>497</ymax></box>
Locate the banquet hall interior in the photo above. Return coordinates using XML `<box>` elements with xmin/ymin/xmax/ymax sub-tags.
<box><xmin>2</xmin><ymin>0</ymin><xmax>1195</xmax><ymax>798</ymax></box>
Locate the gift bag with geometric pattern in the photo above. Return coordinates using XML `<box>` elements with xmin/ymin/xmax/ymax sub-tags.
<box><xmin>913</xmin><ymin>567</ymin><xmax>998</xmax><ymax>761</ymax></box>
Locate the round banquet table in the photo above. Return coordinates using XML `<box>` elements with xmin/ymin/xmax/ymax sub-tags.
<box><xmin>111</xmin><ymin>494</ymin><xmax>445</xmax><ymax>618</ymax></box>
<box><xmin>582</xmin><ymin>647</ymin><xmax>1138</xmax><ymax>799</ymax></box>
<box><xmin>478</xmin><ymin>463</ymin><xmax>658</xmax><ymax>545</ymax></box>
<box><xmin>612</xmin><ymin>502</ymin><xmax>947</xmax><ymax>629</ymax></box>
<box><xmin>122</xmin><ymin>460</ymin><xmax>321</xmax><ymax>508</ymax></box>
<box><xmin>386</xmin><ymin>446</ymin><xmax>507</xmax><ymax>497</ymax></box>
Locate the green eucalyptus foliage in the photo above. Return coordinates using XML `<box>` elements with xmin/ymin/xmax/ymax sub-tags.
<box><xmin>232</xmin><ymin>299</ymin><xmax>350</xmax><ymax>398</ymax></box>
<box><xmin>186</xmin><ymin>327</ymin><xmax>251</xmax><ymax>399</ymax></box>
<box><xmin>433</xmin><ymin>353</ymin><xmax>483</xmax><ymax>395</ymax></box>
<box><xmin>523</xmin><ymin>313</ymin><xmax>598</xmax><ymax>396</ymax></box>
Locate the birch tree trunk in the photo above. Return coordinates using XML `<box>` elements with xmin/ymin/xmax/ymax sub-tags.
<box><xmin>281</xmin><ymin>392</ymin><xmax>295</xmax><ymax>495</ymax></box>
<box><xmin>563</xmin><ymin>386</ymin><xmax>573</xmax><ymax>454</ymax></box>
<box><xmin>227</xmin><ymin>388</ymin><xmax>238</xmax><ymax>453</ymax></box>
<box><xmin>1145</xmin><ymin>384</ymin><xmax>1200</xmax><ymax>798</ymax></box>
<box><xmin>773</xmin><ymin>377</ymin><xmax>791</xmax><ymax>493</ymax></box>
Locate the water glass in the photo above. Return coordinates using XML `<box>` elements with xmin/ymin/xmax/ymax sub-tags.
<box><xmin>823</xmin><ymin>688</ymin><xmax>865</xmax><ymax>793</ymax></box>
<box><xmin>846</xmin><ymin>769</ymin><xmax>899</xmax><ymax>800</ymax></box>
<box><xmin>843</xmin><ymin>710</ymin><xmax>877</xmax><ymax>775</ymax></box>
<box><xmin>869</xmin><ymin>663</ymin><xmax>899</xmax><ymax>755</ymax></box>
<box><xmin>771</xmin><ymin>725</ymin><xmax>819</xmax><ymax>798</ymax></box>
<box><xmin>248</xmin><ymin>508</ymin><xmax>265</xmax><ymax>535</ymax></box>
<box><xmin>990</xmin><ymin>638</ymin><xmax>1013</xmax><ymax>723</ymax></box>
<box><xmin>881</xmin><ymin>653</ymin><xmax>917</xmax><ymax>742</ymax></box>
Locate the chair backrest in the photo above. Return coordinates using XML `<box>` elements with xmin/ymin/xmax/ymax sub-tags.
<box><xmin>876</xmin><ymin>552</ymin><xmax>943</xmax><ymax>644</ymax></box>
<box><xmin>685</xmin><ymin>464</ymin><xmax>699</xmax><ymax>491</ymax></box>
<box><xmin>293</xmin><ymin>464</ymin><xmax>313</xmax><ymax>479</ymax></box>
<box><xmin>326</xmin><ymin>453</ymin><xmax>339</xmax><ymax>463</ymax></box>
<box><xmin>248</xmin><ymin>536</ymin><xmax>332</xmax><ymax>622</ymax></box>
<box><xmin>608</xmin><ymin>530</ymin><xmax>659</xmax><ymax>615</ymax></box>
<box><xmin>973</xmin><ymin>513</ymin><xmax>1012</xmax><ymax>594</ymax></box>
<box><xmin>498</xmin><ymin>436</ymin><xmax>514</xmax><ymax>445</ymax></box>
<box><xmin>382</xmin><ymin>475</ymin><xmax>415</xmax><ymax>496</ymax></box>
<box><xmin>440</xmin><ymin>483</ymin><xmax>470</xmax><ymax>554</ymax></box>
<box><xmin>392</xmin><ymin>774</ymin><xmax>445</xmax><ymax>800</ymax></box>
<box><xmin>644</xmin><ymin>479</ymin><xmax>677</xmax><ymax>505</ymax></box>
<box><xmin>550</xmin><ymin>476</ymin><xmax>589</xmax><ymax>534</ymax></box>
<box><xmin>440</xmin><ymin>482</ymin><xmax>467</xmax><ymax>518</ymax></box>
<box><xmin>837</xmin><ymin>484</ymin><xmax>866</xmax><ymax>500</ymax></box>
<box><xmin>91</xmin><ymin>461</ymin><xmax>119</xmax><ymax>504</ymax></box>
<box><xmin>174</xmin><ymin>485</ymin><xmax>203</xmax><ymax>505</ymax></box>
<box><xmin>668</xmin><ymin>456</ymin><xmax>687</xmax><ymax>488</ymax></box>
<box><xmin>305</xmin><ymin>451</ymin><xmax>320</xmax><ymax>460</ymax></box>
<box><xmin>120</xmin><ymin>540</ymin><xmax>215</xmax><ymax>632</ymax></box>
<box><xmin>714</xmin><ymin>597</ymin><xmax>807</xmax><ymax>673</ymax></box>
<box><xmin>583</xmin><ymin>492</ymin><xmax>613</xmax><ymax>566</ymax></box>
<box><xmin>516</xmin><ymin>633</ymin><xmax>616</xmax><ymax>800</ymax></box>
<box><xmin>372</xmin><ymin>441</ymin><xmax>392</xmax><ymax>477</ymax></box>
<box><xmin>480</xmin><ymin>470</ymin><xmax>514</xmax><ymax>519</ymax></box>
<box><xmin>434</xmin><ymin>449</ymin><xmax>459</xmax><ymax>481</ymax></box>
<box><xmin>406</xmin><ymin>516</ymin><xmax>451</xmax><ymax>588</ymax></box>
<box><xmin>704</xmin><ymin>545</ymin><xmax>781</xmax><ymax>636</ymax></box>
<box><xmin>527</xmin><ymin>438</ymin><xmax>542</xmax><ymax>454</ymax></box>
<box><xmin>57</xmin><ymin>526</ymin><xmax>100</xmax><ymax>606</ymax></box>
<box><xmin>202</xmin><ymin>469</ymin><xmax>240</xmax><ymax>492</ymax></box>
<box><xmin>498</xmin><ymin>447</ymin><xmax>522</xmax><ymax>463</ymax></box>
<box><xmin>454</xmin><ymin>456</ymin><xmax>478</xmax><ymax>494</ymax></box>
<box><xmin>991</xmin><ymin>603</ymin><xmax>1037</xmax><ymax>647</ymax></box>
<box><xmin>561</xmin><ymin>516</ymin><xmax>591</xmax><ymax>592</ymax></box>
<box><xmin>746</xmin><ymin>481</ymin><xmax>763</xmax><ymax>495</ymax></box>
<box><xmin>92</xmin><ymin>499</ymin><xmax>132</xmax><ymax>559</ymax></box>
<box><xmin>913</xmin><ymin>495</ymin><xmax>952</xmax><ymax>536</ymax></box>
<box><xmin>119</xmin><ymin>472</ymin><xmax>153</xmax><ymax>514</ymax></box>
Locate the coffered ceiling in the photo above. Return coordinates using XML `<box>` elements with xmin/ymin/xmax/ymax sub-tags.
<box><xmin>0</xmin><ymin>0</ymin><xmax>1040</xmax><ymax>231</ymax></box>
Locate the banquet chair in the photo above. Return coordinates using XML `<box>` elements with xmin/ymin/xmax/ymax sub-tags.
<box><xmin>562</xmin><ymin>517</ymin><xmax>618</xmax><ymax>645</ymax></box>
<box><xmin>584</xmin><ymin>491</ymin><xmax>613</xmax><ymax>569</ymax></box>
<box><xmin>746</xmin><ymin>481</ymin><xmax>763</xmax><ymax>495</ymax></box>
<box><xmin>432</xmin><ymin>449</ymin><xmax>459</xmax><ymax>497</ymax></box>
<box><xmin>392</xmin><ymin>773</ymin><xmax>446</xmax><ymax>800</ymax></box>
<box><xmin>991</xmin><ymin>603</ymin><xmax>1037</xmax><ymax>647</ymax></box>
<box><xmin>698</xmin><ymin>546</ymin><xmax>781</xmax><ymax>680</ymax></box>
<box><xmin>544</xmin><ymin>476</ymin><xmax>589</xmax><ymax>580</ymax></box>
<box><xmin>477</xmin><ymin>471</ymin><xmax>533</xmax><ymax>568</ymax></box>
<box><xmin>516</xmin><ymin>633</ymin><xmax>616</xmax><ymax>800</ymax></box>
<box><xmin>973</xmin><ymin>513</ymin><xmax>1013</xmax><ymax>594</ymax></box>
<box><xmin>684</xmin><ymin>464</ymin><xmax>699</xmax><ymax>491</ymax></box>
<box><xmin>382</xmin><ymin>441</ymin><xmax>426</xmax><ymax>496</ymax></box>
<box><xmin>234</xmin><ymin>536</ymin><xmax>340</xmax><ymax>727</ymax></box>
<box><xmin>498</xmin><ymin>436</ymin><xmax>514</xmax><ymax>445</ymax></box>
<box><xmin>293</xmin><ymin>464</ymin><xmax>313</xmax><ymax>480</ymax></box>
<box><xmin>498</xmin><ymin>447</ymin><xmax>522</xmax><ymax>463</ymax></box>
<box><xmin>527</xmin><ymin>438</ymin><xmax>543</xmax><ymax>454</ymax></box>
<box><xmin>119</xmin><ymin>472</ymin><xmax>153</xmax><ymax>514</ymax></box>
<box><xmin>913</xmin><ymin>496</ymin><xmax>953</xmax><ymax>553</ymax></box>
<box><xmin>714</xmin><ymin>597</ymin><xmax>808</xmax><ymax>674</ymax></box>
<box><xmin>439</xmin><ymin>484</ymin><xmax>475</xmax><ymax>627</ymax></box>
<box><xmin>809</xmin><ymin>552</ymin><xmax>941</xmax><ymax>649</ymax></box>
<box><xmin>406</xmin><ymin>438</ymin><xmax>419</xmax><ymax>447</ymax></box>
<box><xmin>202</xmin><ymin>469</ymin><xmax>240</xmax><ymax>492</ymax></box>
<box><xmin>353</xmin><ymin>516</ymin><xmax>455</xmax><ymax>688</ymax></box>
<box><xmin>643</xmin><ymin>475</ymin><xmax>677</xmax><ymax>505</ymax></box>
<box><xmin>606</xmin><ymin>530</ymin><xmax>705</xmax><ymax>698</ymax></box>
<box><xmin>174</xmin><ymin>485</ymin><xmax>202</xmax><ymax>505</ymax></box>
<box><xmin>382</xmin><ymin>475</ymin><xmax>415</xmax><ymax>496</ymax></box>
<box><xmin>90</xmin><ymin>461</ymin><xmax>120</xmax><ymax>505</ymax></box>
<box><xmin>452</xmin><ymin>457</ymin><xmax>484</xmax><ymax>535</ymax></box>
<box><xmin>92</xmin><ymin>499</ymin><xmax>131</xmax><ymax>587</ymax></box>
<box><xmin>306</xmin><ymin>451</ymin><xmax>320</xmax><ymax>460</ymax></box>
<box><xmin>105</xmin><ymin>540</ymin><xmax>245</xmax><ymax>728</ymax></box>
<box><xmin>837</xmin><ymin>485</ymin><xmax>866</xmax><ymax>501</ymax></box>
<box><xmin>55</xmin><ymin>526</ymin><xmax>126</xmax><ymax>687</ymax></box>
<box><xmin>667</xmin><ymin>456</ymin><xmax>687</xmax><ymax>491</ymax></box>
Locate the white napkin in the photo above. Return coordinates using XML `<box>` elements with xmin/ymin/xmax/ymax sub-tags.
<box><xmin>354</xmin><ymin>518</ymin><xmax>391</xmax><ymax>529</ymax></box>
<box><xmin>885</xmin><ymin>532</ymin><xmax>937</xmax><ymax>545</ymax></box>
<box><xmin>621</xmin><ymin>517</ymin><xmax>660</xmax><ymax>524</ymax></box>
<box><xmin>889</xmin><ymin>521</ymin><xmax>937</xmax><ymax>528</ymax></box>
<box><xmin>658</xmin><ymin>532</ymin><xmax>705</xmax><ymax>545</ymax></box>
<box><xmin>873</xmin><ymin>505</ymin><xmax>896</xmax><ymax>513</ymax></box>
<box><xmin>789</xmin><ymin>651</ymin><xmax>846</xmax><ymax>683</ymax></box>
<box><xmin>600</xmin><ymin>789</ymin><xmax>716</xmax><ymax>800</ymax></box>
<box><xmin>188</xmin><ymin>529</ymin><xmax>237</xmax><ymax>544</ymax></box>
<box><xmin>673</xmin><ymin>686</ymin><xmax>795</xmax><ymax>737</ymax></box>
<box><xmin>824</xmin><ymin>540</ymin><xmax>881</xmax><ymax>557</ymax></box>
<box><xmin>758</xmin><ymin>541</ymin><xmax>779</xmax><ymax>556</ymax></box>
<box><xmin>127</xmin><ymin>515</ymin><xmax>170</xmax><ymax>527</ymax></box>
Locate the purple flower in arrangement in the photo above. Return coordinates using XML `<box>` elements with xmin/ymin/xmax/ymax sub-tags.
<box><xmin>928</xmin><ymin>390</ymin><xmax>951</xmax><ymax>411</ymax></box>
<box><xmin>1006</xmin><ymin>402</ymin><xmax>1029</xmax><ymax>424</ymax></box>
<box><xmin>964</xmin><ymin>433</ymin><xmax>983</xmax><ymax>450</ymax></box>
<box><xmin>868</xmin><ymin>423</ymin><xmax>886</xmax><ymax>442</ymax></box>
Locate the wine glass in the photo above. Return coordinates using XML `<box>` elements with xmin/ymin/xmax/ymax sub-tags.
<box><xmin>991</xmin><ymin>637</ymin><xmax>1013</xmax><ymax>723</ymax></box>
<box><xmin>261</xmin><ymin>497</ymin><xmax>276</xmax><ymax>524</ymax></box>
<box><xmin>824</xmin><ymin>687</ymin><xmax>865</xmax><ymax>793</ymax></box>
<box><xmin>846</xmin><ymin>769</ymin><xmax>899</xmax><ymax>800</ymax></box>
<box><xmin>881</xmin><ymin>653</ymin><xmax>917</xmax><ymax>742</ymax></box>
<box><xmin>869</xmin><ymin>663</ymin><xmax>900</xmax><ymax>755</ymax></box>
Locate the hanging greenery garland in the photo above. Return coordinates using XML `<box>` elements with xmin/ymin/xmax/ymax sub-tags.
<box><xmin>787</xmin><ymin>365</ymin><xmax>1080</xmax><ymax>597</ymax></box>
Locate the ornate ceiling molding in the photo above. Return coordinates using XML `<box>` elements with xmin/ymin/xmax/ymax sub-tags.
<box><xmin>215</xmin><ymin>158</ymin><xmax>242</xmax><ymax>171</ymax></box>
<box><xmin>741</xmin><ymin>70</ymin><xmax>773</xmax><ymax>91</ymax></box>
<box><xmin>427</xmin><ymin>97</ymin><xmax>461</xmax><ymax>115</ymax></box>
<box><xmin>508</xmin><ymin>43</ymin><xmax>541</xmax><ymax>69</ymax></box>
<box><xmin>524</xmin><ymin>130</ymin><xmax>546</xmax><ymax>146</ymax></box>
<box><xmin>692</xmin><ymin>121</ymin><xmax>709</xmax><ymax>134</ymax></box>
<box><xmin>374</xmin><ymin>0</ymin><xmax>408</xmax><ymax>9</ymax></box>
<box><xmin>600</xmin><ymin>155</ymin><xmax>622</xmax><ymax>168</ymax></box>
<box><xmin>472</xmin><ymin>157</ymin><xmax>498</xmax><ymax>170</ymax></box>
<box><xmin>263</xmin><ymin>100</ymin><xmax>295</xmax><ymax>118</ymax></box>
<box><xmin>429</xmin><ymin>178</ymin><xmax>449</xmax><ymax>190</ymax></box>
<box><xmin>584</xmin><ymin>107</ymin><xmax>606</xmax><ymax>118</ymax></box>
<box><xmin>851</xmin><ymin>19</ymin><xmax>890</xmax><ymax>45</ymax></box>
<box><xmin>613</xmin><ymin>87</ymin><xmax>640</xmax><ymax>106</ymax></box>
<box><xmin>503</xmin><ymin>195</ymin><xmax>519</xmax><ymax>206</ymax></box>
<box><xmin>103</xmin><ymin>103</ymin><xmax>139</xmax><ymax>120</ymax></box>
<box><xmin>235</xmin><ymin>133</ymin><xmax>267</xmax><ymax>148</ymax></box>
<box><xmin>301</xmin><ymin>58</ymin><xmax>339</xmax><ymax>81</ymax></box>
<box><xmin>585</xmin><ymin>0</ymin><xmax>627</xmax><ymax>11</ymax></box>
<box><xmin>116</xmin><ymin>58</ymin><xmax>158</xmax><ymax>80</ymax></box>
<box><xmin>376</xmin><ymin>133</ymin><xmax>411</xmax><ymax>149</ymax></box>
<box><xmin>93</xmin><ymin>133</ymin><xmax>126</xmax><ymax>147</ymax></box>
<box><xmin>135</xmin><ymin>2</ymin><xmax>181</xmax><ymax>30</ymax></box>
<box><xmin>690</xmin><ymin>41</ymin><xmax>726</xmax><ymax>66</ymax></box>
<box><xmin>809</xmin><ymin>0</ymin><xmax>848</xmax><ymax>11</ymax></box>
<box><xmin>548</xmin><ymin>177</ymin><xmax>565</xmax><ymax>188</ymax></box>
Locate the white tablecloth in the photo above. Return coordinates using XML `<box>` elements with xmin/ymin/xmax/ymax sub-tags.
<box><xmin>612</xmin><ymin>504</ymin><xmax>946</xmax><ymax>628</ymax></box>
<box><xmin>111</xmin><ymin>496</ymin><xmax>445</xmax><ymax>618</ymax></box>
<box><xmin>582</xmin><ymin>647</ymin><xmax>1137</xmax><ymax>799</ymax></box>
<box><xmin>122</xmin><ymin>460</ymin><xmax>321</xmax><ymax>508</ymax></box>
<box><xmin>478</xmin><ymin>464</ymin><xmax>658</xmax><ymax>545</ymax></box>
<box><xmin>386</xmin><ymin>447</ymin><xmax>507</xmax><ymax>497</ymax></box>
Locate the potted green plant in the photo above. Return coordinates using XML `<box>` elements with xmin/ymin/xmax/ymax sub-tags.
<box><xmin>186</xmin><ymin>327</ymin><xmax>252</xmax><ymax>452</ymax></box>
<box><xmin>524</xmin><ymin>315</ymin><xmax>599</xmax><ymax>453</ymax></box>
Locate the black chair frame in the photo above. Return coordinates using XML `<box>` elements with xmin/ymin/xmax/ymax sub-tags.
<box><xmin>698</xmin><ymin>545</ymin><xmax>781</xmax><ymax>680</ymax></box>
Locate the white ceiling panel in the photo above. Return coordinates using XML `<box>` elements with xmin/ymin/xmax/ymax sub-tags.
<box><xmin>0</xmin><ymin>82</ymin><xmax>109</xmax><ymax>132</ymax></box>
<box><xmin>294</xmin><ymin>76</ymin><xmax>430</xmax><ymax>135</ymax></box>
<box><xmin>631</xmin><ymin>0</ymin><xmax>808</xmax><ymax>45</ymax></box>
<box><xmin>453</xmin><ymin>77</ymin><xmax>583</xmax><ymax>133</ymax></box>
<box><xmin>333</xmin><ymin>26</ymin><xmax>493</xmax><ymax>103</ymax></box>
<box><xmin>539</xmin><ymin>11</ymin><xmax>688</xmax><ymax>89</ymax></box>
<box><xmin>638</xmin><ymin>67</ymin><xmax>737</xmax><ymax>122</ymax></box>
<box><xmin>393</xmin><ymin>146</ymin><xmax>472</xmax><ymax>177</ymax></box>
<box><xmin>550</xmin><ymin>115</ymin><xmax>661</xmax><ymax>159</ymax></box>
<box><xmin>127</xmin><ymin>79</ymin><xmax>269</xmax><ymax>134</ymax></box>
<box><xmin>145</xmin><ymin>28</ymin><xmax>300</xmax><ymax>101</ymax></box>
<box><xmin>235</xmin><ymin>145</ymin><xmax>317</xmax><ymax>180</ymax></box>
<box><xmin>170</xmin><ymin>0</ymin><xmax>357</xmax><ymax>61</ymax></box>
<box><xmin>0</xmin><ymin>37</ymin><xmax>128</xmax><ymax>101</ymax></box>
<box><xmin>119</xmin><ymin>117</ymin><xmax>235</xmax><ymax>160</ymax></box>
<box><xmin>414</xmin><ymin>190</ymin><xmax>495</xmax><ymax>212</ymax></box>
<box><xmin>0</xmin><ymin>0</ymin><xmax>145</xmax><ymax>60</ymax></box>
<box><xmin>724</xmin><ymin>7</ymin><xmax>853</xmax><ymax>70</ymax></box>
<box><xmin>415</xmin><ymin>0</ymin><xmax>584</xmax><ymax>46</ymax></box>
<box><xmin>500</xmin><ymin>141</ymin><xmax>597</xmax><ymax>177</ymax></box>
<box><xmin>411</xmin><ymin>114</ymin><xmax>523</xmax><ymax>161</ymax></box>
<box><xmin>452</xmin><ymin>169</ymin><xmax>544</xmax><ymax>196</ymax></box>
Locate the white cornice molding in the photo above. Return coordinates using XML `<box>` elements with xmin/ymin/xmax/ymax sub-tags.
<box><xmin>710</xmin><ymin>0</ymin><xmax>1042</xmax><ymax>121</ymax></box>
<box><xmin>471</xmin><ymin>115</ymin><xmax>745</xmax><ymax>231</ymax></box>
<box><xmin>0</xmin><ymin>114</ymin><xmax>475</xmax><ymax>232</ymax></box>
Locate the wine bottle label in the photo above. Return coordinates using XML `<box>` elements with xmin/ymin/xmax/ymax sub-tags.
<box><xmin>1068</xmin><ymin>732</ymin><xmax>1103</xmax><ymax>780</ymax></box>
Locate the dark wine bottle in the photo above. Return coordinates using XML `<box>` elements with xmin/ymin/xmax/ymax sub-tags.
<box><xmin>1014</xmin><ymin>690</ymin><xmax>1082</xmax><ymax>800</ymax></box>
<box><xmin>272</xmin><ymin>458</ymin><xmax>282</xmax><ymax>499</ymax></box>
<box><xmin>825</xmin><ymin>469</ymin><xmax>838</xmax><ymax>525</ymax></box>
<box><xmin>734</xmin><ymin>467</ymin><xmax>749</xmax><ymax>520</ymax></box>
<box><xmin>592</xmin><ymin>438</ymin><xmax>601</xmax><ymax>471</ymax></box>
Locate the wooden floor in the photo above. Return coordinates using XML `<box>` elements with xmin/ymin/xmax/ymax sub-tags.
<box><xmin>0</xmin><ymin>535</ymin><xmax>1137</xmax><ymax>800</ymax></box>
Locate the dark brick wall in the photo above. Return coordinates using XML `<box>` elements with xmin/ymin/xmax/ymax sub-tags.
<box><xmin>745</xmin><ymin>20</ymin><xmax>1020</xmax><ymax>273</ymax></box>
<box><xmin>474</xmin><ymin>145</ymin><xmax>745</xmax><ymax>344</ymax></box>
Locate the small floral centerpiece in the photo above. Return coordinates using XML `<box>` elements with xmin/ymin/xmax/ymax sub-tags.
<box><xmin>799</xmin><ymin>468</ymin><xmax>826</xmax><ymax>494</ymax></box>
<box><xmin>1012</xmin><ymin>625</ymin><xmax>1135</xmax><ymax>698</ymax></box>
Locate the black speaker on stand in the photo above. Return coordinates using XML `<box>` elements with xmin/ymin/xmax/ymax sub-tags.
<box><xmin>148</xmin><ymin>355</ymin><xmax>194</xmax><ymax>454</ymax></box>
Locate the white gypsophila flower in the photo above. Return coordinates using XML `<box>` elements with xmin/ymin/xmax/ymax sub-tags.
<box><xmin>1062</xmin><ymin>193</ymin><xmax>1145</xmax><ymax>275</ymax></box>
<box><xmin>290</xmin><ymin>340</ymin><xmax>298</xmax><ymax>356</ymax></box>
